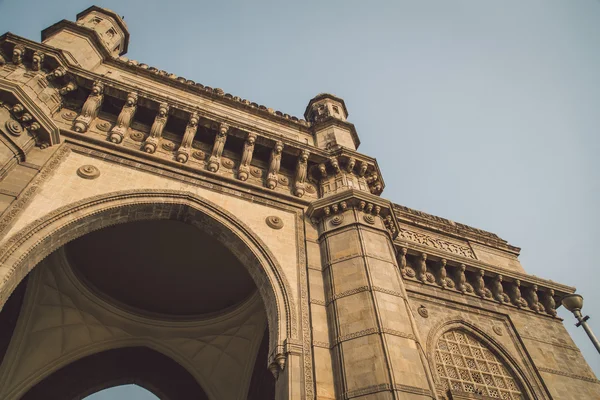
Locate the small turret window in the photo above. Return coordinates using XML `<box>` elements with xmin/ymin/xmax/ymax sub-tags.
<box><xmin>332</xmin><ymin>105</ymin><xmax>340</xmax><ymax>114</ymax></box>
<box><xmin>91</xmin><ymin>17</ymin><xmax>103</xmax><ymax>24</ymax></box>
<box><xmin>106</xmin><ymin>28</ymin><xmax>116</xmax><ymax>39</ymax></box>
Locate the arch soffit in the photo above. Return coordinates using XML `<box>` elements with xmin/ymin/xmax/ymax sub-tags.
<box><xmin>425</xmin><ymin>316</ymin><xmax>538</xmax><ymax>399</ymax></box>
<box><xmin>0</xmin><ymin>189</ymin><xmax>298</xmax><ymax>360</ymax></box>
<box><xmin>17</xmin><ymin>339</ymin><xmax>210</xmax><ymax>400</ymax></box>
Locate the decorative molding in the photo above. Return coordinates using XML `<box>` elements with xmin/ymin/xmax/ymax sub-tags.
<box><xmin>372</xmin><ymin>286</ymin><xmax>404</xmax><ymax>298</ymax></box>
<box><xmin>344</xmin><ymin>383</ymin><xmax>390</xmax><ymax>399</ymax></box>
<box><xmin>492</xmin><ymin>325</ymin><xmax>503</xmax><ymax>336</ymax></box>
<box><xmin>0</xmin><ymin>145</ymin><xmax>71</xmax><ymax>237</ymax></box>
<box><xmin>310</xmin><ymin>299</ymin><xmax>326</xmax><ymax>306</ymax></box>
<box><xmin>398</xmin><ymin>227</ymin><xmax>476</xmax><ymax>259</ymax></box>
<box><xmin>418</xmin><ymin>305</ymin><xmax>429</xmax><ymax>318</ymax></box>
<box><xmin>312</xmin><ymin>340</ymin><xmax>330</xmax><ymax>348</ymax></box>
<box><xmin>537</xmin><ymin>367</ymin><xmax>600</xmax><ymax>384</ymax></box>
<box><xmin>335</xmin><ymin>328</ymin><xmax>378</xmax><ymax>345</ymax></box>
<box><xmin>381</xmin><ymin>328</ymin><xmax>417</xmax><ymax>341</ymax></box>
<box><xmin>363</xmin><ymin>214</ymin><xmax>375</xmax><ymax>224</ymax></box>
<box><xmin>393</xmin><ymin>384</ymin><xmax>432</xmax><ymax>396</ymax></box>
<box><xmin>328</xmin><ymin>286</ymin><xmax>370</xmax><ymax>304</ymax></box>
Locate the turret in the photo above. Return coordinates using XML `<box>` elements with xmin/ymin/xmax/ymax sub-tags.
<box><xmin>304</xmin><ymin>93</ymin><xmax>359</xmax><ymax>151</ymax></box>
<box><xmin>41</xmin><ymin>6</ymin><xmax>129</xmax><ymax>69</ymax></box>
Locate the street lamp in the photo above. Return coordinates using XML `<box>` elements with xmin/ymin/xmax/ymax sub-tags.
<box><xmin>561</xmin><ymin>294</ymin><xmax>600</xmax><ymax>354</ymax></box>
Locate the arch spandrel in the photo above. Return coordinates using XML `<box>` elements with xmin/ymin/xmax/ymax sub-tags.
<box><xmin>0</xmin><ymin>189</ymin><xmax>298</xmax><ymax>368</ymax></box>
<box><xmin>0</xmin><ymin>149</ymin><xmax>302</xmax><ymax>332</ymax></box>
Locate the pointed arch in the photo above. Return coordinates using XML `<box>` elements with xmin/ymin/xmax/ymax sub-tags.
<box><xmin>426</xmin><ymin>317</ymin><xmax>536</xmax><ymax>399</ymax></box>
<box><xmin>0</xmin><ymin>189</ymin><xmax>297</xmax><ymax>363</ymax></box>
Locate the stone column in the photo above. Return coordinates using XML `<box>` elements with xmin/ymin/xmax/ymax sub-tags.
<box><xmin>308</xmin><ymin>190</ymin><xmax>437</xmax><ymax>400</ymax></box>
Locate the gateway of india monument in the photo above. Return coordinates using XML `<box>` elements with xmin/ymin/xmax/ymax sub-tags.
<box><xmin>0</xmin><ymin>6</ymin><xmax>597</xmax><ymax>400</ymax></box>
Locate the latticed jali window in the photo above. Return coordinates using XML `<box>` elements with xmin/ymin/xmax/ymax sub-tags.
<box><xmin>435</xmin><ymin>330</ymin><xmax>523</xmax><ymax>399</ymax></box>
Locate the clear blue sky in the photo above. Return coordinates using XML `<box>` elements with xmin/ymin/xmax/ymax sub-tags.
<box><xmin>1</xmin><ymin>0</ymin><xmax>599</xmax><ymax>397</ymax></box>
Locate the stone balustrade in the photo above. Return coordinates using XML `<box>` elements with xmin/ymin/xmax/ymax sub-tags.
<box><xmin>397</xmin><ymin>246</ymin><xmax>570</xmax><ymax>318</ymax></box>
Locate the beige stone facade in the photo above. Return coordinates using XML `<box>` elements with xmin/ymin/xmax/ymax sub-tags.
<box><xmin>0</xmin><ymin>6</ymin><xmax>598</xmax><ymax>400</ymax></box>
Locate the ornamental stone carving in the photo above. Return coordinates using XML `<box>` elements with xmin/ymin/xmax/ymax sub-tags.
<box><xmin>176</xmin><ymin>112</ymin><xmax>199</xmax><ymax>163</ymax></box>
<box><xmin>266</xmin><ymin>141</ymin><xmax>283</xmax><ymax>189</ymax></box>
<box><xmin>74</xmin><ymin>81</ymin><xmax>104</xmax><ymax>133</ymax></box>
<box><xmin>76</xmin><ymin>165</ymin><xmax>100</xmax><ymax>179</ymax></box>
<box><xmin>5</xmin><ymin>119</ymin><xmax>23</xmax><ymax>136</ymax></box>
<box><xmin>238</xmin><ymin>132</ymin><xmax>256</xmax><ymax>181</ymax></box>
<box><xmin>32</xmin><ymin>50</ymin><xmax>44</xmax><ymax>71</ymax></box>
<box><xmin>12</xmin><ymin>44</ymin><xmax>24</xmax><ymax>65</ymax></box>
<box><xmin>294</xmin><ymin>150</ymin><xmax>309</xmax><ymax>197</ymax></box>
<box><xmin>208</xmin><ymin>123</ymin><xmax>229</xmax><ymax>172</ymax></box>
<box><xmin>417</xmin><ymin>253</ymin><xmax>427</xmax><ymax>283</ymax></box>
<box><xmin>265</xmin><ymin>216</ymin><xmax>284</xmax><ymax>230</ymax></box>
<box><xmin>144</xmin><ymin>102</ymin><xmax>169</xmax><ymax>153</ymax></box>
<box><xmin>398</xmin><ymin>227</ymin><xmax>476</xmax><ymax>259</ymax></box>
<box><xmin>109</xmin><ymin>92</ymin><xmax>138</xmax><ymax>144</ymax></box>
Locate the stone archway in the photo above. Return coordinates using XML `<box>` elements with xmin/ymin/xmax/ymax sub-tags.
<box><xmin>21</xmin><ymin>347</ymin><xmax>209</xmax><ymax>400</ymax></box>
<box><xmin>0</xmin><ymin>190</ymin><xmax>299</xmax><ymax>399</ymax></box>
<box><xmin>426</xmin><ymin>319</ymin><xmax>537</xmax><ymax>399</ymax></box>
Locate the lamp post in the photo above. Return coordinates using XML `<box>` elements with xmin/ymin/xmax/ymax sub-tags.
<box><xmin>561</xmin><ymin>294</ymin><xmax>600</xmax><ymax>354</ymax></box>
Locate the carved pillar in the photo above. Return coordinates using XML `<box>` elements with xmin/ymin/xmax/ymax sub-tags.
<box><xmin>294</xmin><ymin>150</ymin><xmax>309</xmax><ymax>197</ymax></box>
<box><xmin>207</xmin><ymin>122</ymin><xmax>229</xmax><ymax>172</ymax></box>
<box><xmin>73</xmin><ymin>81</ymin><xmax>104</xmax><ymax>133</ymax></box>
<box><xmin>266</xmin><ymin>141</ymin><xmax>284</xmax><ymax>189</ymax></box>
<box><xmin>308</xmin><ymin>192</ymin><xmax>437</xmax><ymax>400</ymax></box>
<box><xmin>238</xmin><ymin>132</ymin><xmax>257</xmax><ymax>181</ymax></box>
<box><xmin>176</xmin><ymin>112</ymin><xmax>199</xmax><ymax>163</ymax></box>
<box><xmin>109</xmin><ymin>92</ymin><xmax>137</xmax><ymax>144</ymax></box>
<box><xmin>143</xmin><ymin>102</ymin><xmax>169</xmax><ymax>153</ymax></box>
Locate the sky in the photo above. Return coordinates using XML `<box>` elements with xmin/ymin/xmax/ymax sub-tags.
<box><xmin>1</xmin><ymin>0</ymin><xmax>599</xmax><ymax>397</ymax></box>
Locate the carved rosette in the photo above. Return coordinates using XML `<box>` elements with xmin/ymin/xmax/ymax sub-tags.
<box><xmin>76</xmin><ymin>165</ymin><xmax>100</xmax><ymax>180</ymax></box>
<box><xmin>5</xmin><ymin>119</ymin><xmax>23</xmax><ymax>136</ymax></box>
<box><xmin>265</xmin><ymin>216</ymin><xmax>284</xmax><ymax>230</ymax></box>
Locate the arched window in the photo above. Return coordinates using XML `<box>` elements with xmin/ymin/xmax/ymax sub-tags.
<box><xmin>435</xmin><ymin>330</ymin><xmax>523</xmax><ymax>399</ymax></box>
<box><xmin>85</xmin><ymin>384</ymin><xmax>158</xmax><ymax>399</ymax></box>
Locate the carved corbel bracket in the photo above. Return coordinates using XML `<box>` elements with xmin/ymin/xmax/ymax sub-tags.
<box><xmin>306</xmin><ymin>189</ymin><xmax>399</xmax><ymax>238</ymax></box>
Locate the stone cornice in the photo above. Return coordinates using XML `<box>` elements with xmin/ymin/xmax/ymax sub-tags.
<box><xmin>394</xmin><ymin>203</ymin><xmax>521</xmax><ymax>255</ymax></box>
<box><xmin>0</xmin><ymin>79</ymin><xmax>60</xmax><ymax>145</ymax></box>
